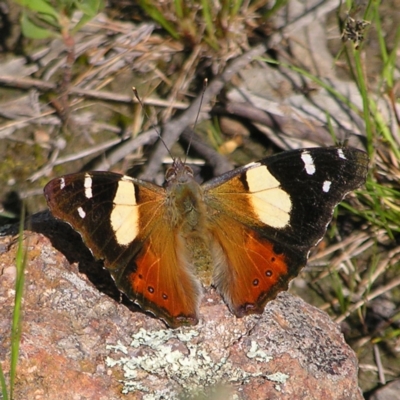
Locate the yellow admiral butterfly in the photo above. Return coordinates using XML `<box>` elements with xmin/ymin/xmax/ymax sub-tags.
<box><xmin>44</xmin><ymin>147</ymin><xmax>368</xmax><ymax>328</ymax></box>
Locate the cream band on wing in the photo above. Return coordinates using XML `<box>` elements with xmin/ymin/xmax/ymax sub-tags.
<box><xmin>245</xmin><ymin>166</ymin><xmax>292</xmax><ymax>228</ymax></box>
<box><xmin>110</xmin><ymin>177</ymin><xmax>139</xmax><ymax>245</ymax></box>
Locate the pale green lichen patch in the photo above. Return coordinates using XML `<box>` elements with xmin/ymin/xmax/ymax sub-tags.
<box><xmin>265</xmin><ymin>372</ymin><xmax>289</xmax><ymax>383</ymax></box>
<box><xmin>107</xmin><ymin>341</ymin><xmax>128</xmax><ymax>355</ymax></box>
<box><xmin>246</xmin><ymin>340</ymin><xmax>272</xmax><ymax>362</ymax></box>
<box><xmin>266</xmin><ymin>372</ymin><xmax>290</xmax><ymax>392</ymax></box>
<box><xmin>105</xmin><ymin>327</ymin><xmax>270</xmax><ymax>398</ymax></box>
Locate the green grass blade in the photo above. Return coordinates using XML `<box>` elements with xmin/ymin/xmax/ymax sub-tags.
<box><xmin>201</xmin><ymin>0</ymin><xmax>218</xmax><ymax>50</ymax></box>
<box><xmin>173</xmin><ymin>0</ymin><xmax>184</xmax><ymax>19</ymax></box>
<box><xmin>0</xmin><ymin>361</ymin><xmax>9</xmax><ymax>400</ymax></box>
<box><xmin>9</xmin><ymin>206</ymin><xmax>27</xmax><ymax>399</ymax></box>
<box><xmin>139</xmin><ymin>0</ymin><xmax>180</xmax><ymax>40</ymax></box>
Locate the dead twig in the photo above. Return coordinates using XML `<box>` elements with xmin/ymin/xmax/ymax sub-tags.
<box><xmin>0</xmin><ymin>75</ymin><xmax>188</xmax><ymax>109</ymax></box>
<box><xmin>79</xmin><ymin>128</ymin><xmax>159</xmax><ymax>172</ymax></box>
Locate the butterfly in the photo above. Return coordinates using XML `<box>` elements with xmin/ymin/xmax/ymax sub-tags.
<box><xmin>44</xmin><ymin>146</ymin><xmax>368</xmax><ymax>328</ymax></box>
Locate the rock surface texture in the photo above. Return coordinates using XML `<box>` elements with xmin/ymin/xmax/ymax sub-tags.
<box><xmin>0</xmin><ymin>223</ymin><xmax>363</xmax><ymax>400</ymax></box>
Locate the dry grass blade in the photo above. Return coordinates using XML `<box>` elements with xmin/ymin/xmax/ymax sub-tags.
<box><xmin>0</xmin><ymin>76</ymin><xmax>188</xmax><ymax>109</ymax></box>
<box><xmin>335</xmin><ymin>274</ymin><xmax>400</xmax><ymax>324</ymax></box>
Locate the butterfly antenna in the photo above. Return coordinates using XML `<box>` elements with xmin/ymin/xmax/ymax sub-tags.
<box><xmin>132</xmin><ymin>87</ymin><xmax>175</xmax><ymax>161</ymax></box>
<box><xmin>184</xmin><ymin>78</ymin><xmax>208</xmax><ymax>163</ymax></box>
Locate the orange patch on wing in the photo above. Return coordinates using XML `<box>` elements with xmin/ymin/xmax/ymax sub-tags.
<box><xmin>127</xmin><ymin>237</ymin><xmax>200</xmax><ymax>328</ymax></box>
<box><xmin>211</xmin><ymin>219</ymin><xmax>290</xmax><ymax>318</ymax></box>
<box><xmin>244</xmin><ymin>231</ymin><xmax>288</xmax><ymax>289</ymax></box>
<box><xmin>234</xmin><ymin>234</ymin><xmax>289</xmax><ymax>316</ymax></box>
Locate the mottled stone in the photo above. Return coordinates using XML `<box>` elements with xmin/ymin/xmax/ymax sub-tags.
<box><xmin>0</xmin><ymin>229</ymin><xmax>363</xmax><ymax>400</ymax></box>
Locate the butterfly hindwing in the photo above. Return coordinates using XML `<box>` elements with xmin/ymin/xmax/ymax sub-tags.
<box><xmin>116</xmin><ymin>222</ymin><xmax>201</xmax><ymax>328</ymax></box>
<box><xmin>208</xmin><ymin>213</ymin><xmax>293</xmax><ymax>317</ymax></box>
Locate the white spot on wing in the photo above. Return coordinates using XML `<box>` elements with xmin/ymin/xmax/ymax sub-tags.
<box><xmin>110</xmin><ymin>179</ymin><xmax>138</xmax><ymax>246</ymax></box>
<box><xmin>301</xmin><ymin>151</ymin><xmax>316</xmax><ymax>175</ymax></box>
<box><xmin>60</xmin><ymin>177</ymin><xmax>66</xmax><ymax>190</ymax></box>
<box><xmin>322</xmin><ymin>180</ymin><xmax>332</xmax><ymax>193</ymax></box>
<box><xmin>338</xmin><ymin>149</ymin><xmax>346</xmax><ymax>159</ymax></box>
<box><xmin>84</xmin><ymin>174</ymin><xmax>93</xmax><ymax>199</ymax></box>
<box><xmin>246</xmin><ymin>166</ymin><xmax>291</xmax><ymax>228</ymax></box>
<box><xmin>77</xmin><ymin>207</ymin><xmax>86</xmax><ymax>219</ymax></box>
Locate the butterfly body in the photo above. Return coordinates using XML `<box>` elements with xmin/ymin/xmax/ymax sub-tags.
<box><xmin>44</xmin><ymin>147</ymin><xmax>369</xmax><ymax>328</ymax></box>
<box><xmin>164</xmin><ymin>161</ymin><xmax>213</xmax><ymax>283</ymax></box>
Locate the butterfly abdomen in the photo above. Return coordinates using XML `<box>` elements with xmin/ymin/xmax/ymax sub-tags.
<box><xmin>165</xmin><ymin>168</ymin><xmax>214</xmax><ymax>286</ymax></box>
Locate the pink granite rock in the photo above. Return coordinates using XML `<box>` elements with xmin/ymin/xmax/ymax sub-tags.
<box><xmin>0</xmin><ymin>226</ymin><xmax>363</xmax><ymax>400</ymax></box>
